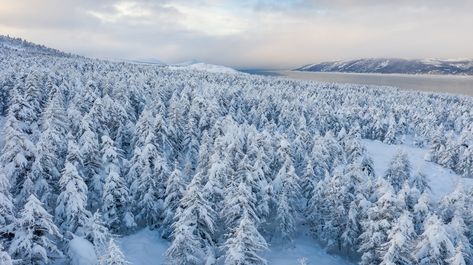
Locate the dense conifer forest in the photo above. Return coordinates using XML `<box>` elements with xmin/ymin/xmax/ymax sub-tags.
<box><xmin>0</xmin><ymin>36</ymin><xmax>472</xmax><ymax>264</ymax></box>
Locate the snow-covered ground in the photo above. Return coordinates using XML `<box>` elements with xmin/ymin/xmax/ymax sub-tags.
<box><xmin>363</xmin><ymin>139</ymin><xmax>473</xmax><ymax>201</ymax></box>
<box><xmin>118</xmin><ymin>228</ymin><xmax>353</xmax><ymax>265</ymax></box>
<box><xmin>264</xmin><ymin>231</ymin><xmax>353</xmax><ymax>265</ymax></box>
<box><xmin>119</xmin><ymin>229</ymin><xmax>169</xmax><ymax>265</ymax></box>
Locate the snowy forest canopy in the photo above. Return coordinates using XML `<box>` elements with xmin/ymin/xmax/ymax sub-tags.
<box><xmin>0</xmin><ymin>36</ymin><xmax>473</xmax><ymax>265</ymax></box>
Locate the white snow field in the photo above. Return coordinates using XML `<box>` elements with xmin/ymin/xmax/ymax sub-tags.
<box><xmin>363</xmin><ymin>139</ymin><xmax>473</xmax><ymax>201</ymax></box>
<box><xmin>119</xmin><ymin>229</ymin><xmax>169</xmax><ymax>265</ymax></box>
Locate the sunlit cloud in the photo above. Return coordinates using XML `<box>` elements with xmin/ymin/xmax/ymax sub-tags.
<box><xmin>163</xmin><ymin>2</ymin><xmax>249</xmax><ymax>36</ymax></box>
<box><xmin>87</xmin><ymin>1</ymin><xmax>152</xmax><ymax>24</ymax></box>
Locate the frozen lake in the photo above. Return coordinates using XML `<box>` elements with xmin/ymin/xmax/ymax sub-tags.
<box><xmin>248</xmin><ymin>70</ymin><xmax>473</xmax><ymax>97</ymax></box>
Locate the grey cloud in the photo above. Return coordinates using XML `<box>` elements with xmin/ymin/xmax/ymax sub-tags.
<box><xmin>0</xmin><ymin>0</ymin><xmax>472</xmax><ymax>69</ymax></box>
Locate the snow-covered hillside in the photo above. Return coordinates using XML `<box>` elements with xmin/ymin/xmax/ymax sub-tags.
<box><xmin>1</xmin><ymin>36</ymin><xmax>473</xmax><ymax>265</ymax></box>
<box><xmin>0</xmin><ymin>35</ymin><xmax>71</xmax><ymax>57</ymax></box>
<box><xmin>297</xmin><ymin>58</ymin><xmax>473</xmax><ymax>75</ymax></box>
<box><xmin>168</xmin><ymin>62</ymin><xmax>238</xmax><ymax>74</ymax></box>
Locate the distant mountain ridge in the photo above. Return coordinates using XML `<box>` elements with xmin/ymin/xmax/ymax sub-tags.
<box><xmin>297</xmin><ymin>58</ymin><xmax>473</xmax><ymax>75</ymax></box>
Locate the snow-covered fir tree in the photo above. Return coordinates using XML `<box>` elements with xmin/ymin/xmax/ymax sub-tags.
<box><xmin>415</xmin><ymin>214</ymin><xmax>455</xmax><ymax>265</ymax></box>
<box><xmin>55</xmin><ymin>161</ymin><xmax>91</xmax><ymax>233</ymax></box>
<box><xmin>223</xmin><ymin>211</ymin><xmax>269</xmax><ymax>265</ymax></box>
<box><xmin>6</xmin><ymin>194</ymin><xmax>63</xmax><ymax>265</ymax></box>
<box><xmin>101</xmin><ymin>135</ymin><xmax>135</xmax><ymax>231</ymax></box>
<box><xmin>384</xmin><ymin>150</ymin><xmax>411</xmax><ymax>192</ymax></box>
<box><xmin>99</xmin><ymin>239</ymin><xmax>130</xmax><ymax>265</ymax></box>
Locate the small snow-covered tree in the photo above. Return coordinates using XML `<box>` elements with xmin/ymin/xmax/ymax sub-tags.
<box><xmin>129</xmin><ymin>110</ymin><xmax>167</xmax><ymax>227</ymax></box>
<box><xmin>415</xmin><ymin>214</ymin><xmax>455</xmax><ymax>265</ymax></box>
<box><xmin>99</xmin><ymin>239</ymin><xmax>130</xmax><ymax>265</ymax></box>
<box><xmin>301</xmin><ymin>160</ymin><xmax>316</xmax><ymax>200</ymax></box>
<box><xmin>380</xmin><ymin>211</ymin><xmax>416</xmax><ymax>265</ymax></box>
<box><xmin>413</xmin><ymin>192</ymin><xmax>431</xmax><ymax>234</ymax></box>
<box><xmin>410</xmin><ymin>171</ymin><xmax>430</xmax><ymax>194</ymax></box>
<box><xmin>83</xmin><ymin>211</ymin><xmax>111</xmax><ymax>256</ymax></box>
<box><xmin>166</xmin><ymin>222</ymin><xmax>204</xmax><ymax>265</ymax></box>
<box><xmin>7</xmin><ymin>194</ymin><xmax>63</xmax><ymax>265</ymax></box>
<box><xmin>384</xmin><ymin>150</ymin><xmax>411</xmax><ymax>192</ymax></box>
<box><xmin>223</xmin><ymin>211</ymin><xmax>268</xmax><ymax>265</ymax></box>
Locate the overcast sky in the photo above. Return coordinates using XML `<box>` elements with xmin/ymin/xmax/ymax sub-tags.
<box><xmin>1</xmin><ymin>0</ymin><xmax>472</xmax><ymax>68</ymax></box>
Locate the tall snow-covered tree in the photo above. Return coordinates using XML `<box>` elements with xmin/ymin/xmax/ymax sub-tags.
<box><xmin>29</xmin><ymin>93</ymin><xmax>68</xmax><ymax>208</ymax></box>
<box><xmin>413</xmin><ymin>192</ymin><xmax>431</xmax><ymax>235</ymax></box>
<box><xmin>167</xmin><ymin>173</ymin><xmax>216</xmax><ymax>265</ymax></box>
<box><xmin>162</xmin><ymin>162</ymin><xmax>186</xmax><ymax>238</ymax></box>
<box><xmin>83</xmin><ymin>211</ymin><xmax>111</xmax><ymax>256</ymax></box>
<box><xmin>7</xmin><ymin>194</ymin><xmax>63</xmax><ymax>265</ymax></box>
<box><xmin>274</xmin><ymin>153</ymin><xmax>301</xmax><ymax>242</ymax></box>
<box><xmin>55</xmin><ymin>161</ymin><xmax>91</xmax><ymax>233</ymax></box>
<box><xmin>101</xmin><ymin>135</ymin><xmax>135</xmax><ymax>231</ymax></box>
<box><xmin>380</xmin><ymin>211</ymin><xmax>416</xmax><ymax>265</ymax></box>
<box><xmin>0</xmin><ymin>170</ymin><xmax>14</xmax><ymax>227</ymax></box>
<box><xmin>359</xmin><ymin>179</ymin><xmax>404</xmax><ymax>265</ymax></box>
<box><xmin>0</xmin><ymin>87</ymin><xmax>36</xmax><ymax>198</ymax></box>
<box><xmin>78</xmin><ymin>115</ymin><xmax>102</xmax><ymax>209</ymax></box>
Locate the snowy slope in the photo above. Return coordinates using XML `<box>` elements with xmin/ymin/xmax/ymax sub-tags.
<box><xmin>363</xmin><ymin>139</ymin><xmax>473</xmax><ymax>201</ymax></box>
<box><xmin>0</xmin><ymin>35</ymin><xmax>70</xmax><ymax>57</ymax></box>
<box><xmin>168</xmin><ymin>62</ymin><xmax>238</xmax><ymax>74</ymax></box>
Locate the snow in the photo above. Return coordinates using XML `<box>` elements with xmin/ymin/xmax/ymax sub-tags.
<box><xmin>119</xmin><ymin>228</ymin><xmax>354</xmax><ymax>265</ymax></box>
<box><xmin>168</xmin><ymin>62</ymin><xmax>238</xmax><ymax>74</ymax></box>
<box><xmin>69</xmin><ymin>236</ymin><xmax>97</xmax><ymax>265</ymax></box>
<box><xmin>118</xmin><ymin>228</ymin><xmax>169</xmax><ymax>265</ymax></box>
<box><xmin>265</xmin><ymin>230</ymin><xmax>353</xmax><ymax>265</ymax></box>
<box><xmin>363</xmin><ymin>139</ymin><xmax>473</xmax><ymax>201</ymax></box>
